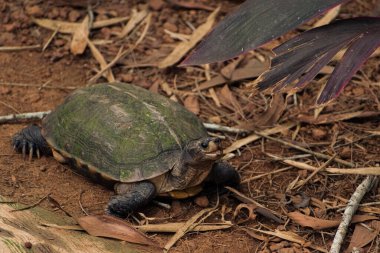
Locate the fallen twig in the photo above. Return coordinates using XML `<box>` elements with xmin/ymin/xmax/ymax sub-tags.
<box><xmin>330</xmin><ymin>176</ymin><xmax>377</xmax><ymax>253</ymax></box>
<box><xmin>248</xmin><ymin>228</ymin><xmax>328</xmax><ymax>252</ymax></box>
<box><xmin>11</xmin><ymin>193</ymin><xmax>50</xmax><ymax>212</ymax></box>
<box><xmin>225</xmin><ymin>186</ymin><xmax>284</xmax><ymax>223</ymax></box>
<box><xmin>164</xmin><ymin>207</ymin><xmax>217</xmax><ymax>252</ymax></box>
<box><xmin>241</xmin><ymin>166</ymin><xmax>293</xmax><ymax>184</ymax></box>
<box><xmin>136</xmin><ymin>222</ymin><xmax>232</xmax><ymax>233</ymax></box>
<box><xmin>0</xmin><ymin>111</ymin><xmax>51</xmax><ymax>124</ymax></box>
<box><xmin>256</xmin><ymin>132</ymin><xmax>355</xmax><ymax>167</ymax></box>
<box><xmin>203</xmin><ymin>122</ymin><xmax>247</xmax><ymax>134</ymax></box>
<box><xmin>268</xmin><ymin>154</ymin><xmax>380</xmax><ymax>175</ymax></box>
<box><xmin>88</xmin><ymin>13</ymin><xmax>151</xmax><ymax>83</ymax></box>
<box><xmin>223</xmin><ymin>122</ymin><xmax>296</xmax><ymax>155</ymax></box>
<box><xmin>42</xmin><ymin>26</ymin><xmax>59</xmax><ymax>52</ymax></box>
<box><xmin>0</xmin><ymin>82</ymin><xmax>77</xmax><ymax>90</ymax></box>
<box><xmin>294</xmin><ymin>155</ymin><xmax>336</xmax><ymax>190</ymax></box>
<box><xmin>0</xmin><ymin>45</ymin><xmax>41</xmax><ymax>52</ymax></box>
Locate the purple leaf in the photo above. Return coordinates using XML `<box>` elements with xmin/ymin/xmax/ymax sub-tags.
<box><xmin>255</xmin><ymin>17</ymin><xmax>380</xmax><ymax>104</ymax></box>
<box><xmin>181</xmin><ymin>0</ymin><xmax>347</xmax><ymax>66</ymax></box>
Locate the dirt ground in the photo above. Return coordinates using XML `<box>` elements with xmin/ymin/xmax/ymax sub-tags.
<box><xmin>0</xmin><ymin>0</ymin><xmax>379</xmax><ymax>252</ymax></box>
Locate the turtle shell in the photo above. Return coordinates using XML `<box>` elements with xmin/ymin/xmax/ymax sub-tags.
<box><xmin>42</xmin><ymin>83</ymin><xmax>208</xmax><ymax>183</ymax></box>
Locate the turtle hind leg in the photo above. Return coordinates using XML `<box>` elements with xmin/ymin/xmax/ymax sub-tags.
<box><xmin>12</xmin><ymin>124</ymin><xmax>51</xmax><ymax>160</ymax></box>
<box><xmin>106</xmin><ymin>181</ymin><xmax>156</xmax><ymax>218</ymax></box>
<box><xmin>207</xmin><ymin>161</ymin><xmax>240</xmax><ymax>187</ymax></box>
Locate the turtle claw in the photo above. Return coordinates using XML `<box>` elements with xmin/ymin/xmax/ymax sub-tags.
<box><xmin>12</xmin><ymin>125</ymin><xmax>51</xmax><ymax>160</ymax></box>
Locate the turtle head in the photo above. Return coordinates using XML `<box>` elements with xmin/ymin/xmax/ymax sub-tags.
<box><xmin>185</xmin><ymin>137</ymin><xmax>223</xmax><ymax>163</ymax></box>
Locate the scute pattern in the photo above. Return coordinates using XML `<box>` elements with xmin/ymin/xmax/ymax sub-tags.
<box><xmin>42</xmin><ymin>83</ymin><xmax>207</xmax><ymax>182</ymax></box>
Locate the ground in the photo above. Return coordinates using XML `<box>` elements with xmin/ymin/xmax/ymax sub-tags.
<box><xmin>0</xmin><ymin>0</ymin><xmax>379</xmax><ymax>252</ymax></box>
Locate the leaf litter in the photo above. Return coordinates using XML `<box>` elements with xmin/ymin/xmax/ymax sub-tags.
<box><xmin>1</xmin><ymin>1</ymin><xmax>380</xmax><ymax>252</ymax></box>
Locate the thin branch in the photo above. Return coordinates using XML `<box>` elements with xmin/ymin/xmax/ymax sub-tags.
<box><xmin>203</xmin><ymin>122</ymin><xmax>247</xmax><ymax>134</ymax></box>
<box><xmin>255</xmin><ymin>132</ymin><xmax>355</xmax><ymax>168</ymax></box>
<box><xmin>0</xmin><ymin>111</ymin><xmax>51</xmax><ymax>124</ymax></box>
<box><xmin>294</xmin><ymin>154</ymin><xmax>336</xmax><ymax>190</ymax></box>
<box><xmin>330</xmin><ymin>176</ymin><xmax>377</xmax><ymax>253</ymax></box>
<box><xmin>11</xmin><ymin>193</ymin><xmax>50</xmax><ymax>212</ymax></box>
<box><xmin>0</xmin><ymin>45</ymin><xmax>41</xmax><ymax>51</ymax></box>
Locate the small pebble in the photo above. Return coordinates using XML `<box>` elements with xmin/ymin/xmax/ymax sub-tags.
<box><xmin>149</xmin><ymin>0</ymin><xmax>165</xmax><ymax>11</ymax></box>
<box><xmin>163</xmin><ymin>22</ymin><xmax>178</xmax><ymax>32</ymax></box>
<box><xmin>68</xmin><ymin>10</ymin><xmax>81</xmax><ymax>22</ymax></box>
<box><xmin>340</xmin><ymin>146</ymin><xmax>351</xmax><ymax>159</ymax></box>
<box><xmin>311</xmin><ymin>128</ymin><xmax>327</xmax><ymax>139</ymax></box>
<box><xmin>25</xmin><ymin>5</ymin><xmax>43</xmax><ymax>16</ymax></box>
<box><xmin>24</xmin><ymin>242</ymin><xmax>32</xmax><ymax>249</ymax></box>
<box><xmin>194</xmin><ymin>195</ymin><xmax>209</xmax><ymax>207</ymax></box>
<box><xmin>120</xmin><ymin>73</ymin><xmax>134</xmax><ymax>83</ymax></box>
<box><xmin>170</xmin><ymin>200</ymin><xmax>182</xmax><ymax>216</ymax></box>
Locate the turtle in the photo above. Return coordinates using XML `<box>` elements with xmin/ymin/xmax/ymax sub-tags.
<box><xmin>12</xmin><ymin>83</ymin><xmax>240</xmax><ymax>217</ymax></box>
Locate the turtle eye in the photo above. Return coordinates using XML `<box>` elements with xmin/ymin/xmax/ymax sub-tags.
<box><xmin>200</xmin><ymin>140</ymin><xmax>209</xmax><ymax>149</ymax></box>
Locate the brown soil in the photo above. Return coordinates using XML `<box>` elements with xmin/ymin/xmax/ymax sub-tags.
<box><xmin>1</xmin><ymin>0</ymin><xmax>379</xmax><ymax>252</ymax></box>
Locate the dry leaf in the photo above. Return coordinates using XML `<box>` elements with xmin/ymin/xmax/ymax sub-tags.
<box><xmin>183</xmin><ymin>95</ymin><xmax>200</xmax><ymax>115</ymax></box>
<box><xmin>169</xmin><ymin>0</ymin><xmax>215</xmax><ymax>11</ymax></box>
<box><xmin>87</xmin><ymin>39</ymin><xmax>115</xmax><ymax>82</ymax></box>
<box><xmin>70</xmin><ymin>15</ymin><xmax>90</xmax><ymax>55</ymax></box>
<box><xmin>119</xmin><ymin>9</ymin><xmax>148</xmax><ymax>38</ymax></box>
<box><xmin>288</xmin><ymin>211</ymin><xmax>379</xmax><ymax>230</ymax></box>
<box><xmin>77</xmin><ymin>215</ymin><xmax>158</xmax><ymax>247</ymax></box>
<box><xmin>33</xmin><ymin>18</ymin><xmax>79</xmax><ymax>33</ymax></box>
<box><xmin>218</xmin><ymin>85</ymin><xmax>242</xmax><ymax>115</ymax></box>
<box><xmin>252</xmin><ymin>228</ymin><xmax>328</xmax><ymax>253</ymax></box>
<box><xmin>220</xmin><ymin>57</ymin><xmax>244</xmax><ymax>79</ymax></box>
<box><xmin>243</xmin><ymin>228</ymin><xmax>267</xmax><ymax>241</ymax></box>
<box><xmin>158</xmin><ymin>6</ymin><xmax>220</xmax><ymax>68</ymax></box>
<box><xmin>195</xmin><ymin>58</ymin><xmax>267</xmax><ymax>91</ymax></box>
<box><xmin>256</xmin><ymin>94</ymin><xmax>286</xmax><ymax>127</ymax></box>
<box><xmin>313</xmin><ymin>5</ymin><xmax>341</xmax><ymax>27</ymax></box>
<box><xmin>346</xmin><ymin>220</ymin><xmax>380</xmax><ymax>252</ymax></box>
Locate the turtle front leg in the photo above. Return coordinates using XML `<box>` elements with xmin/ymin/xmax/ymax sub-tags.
<box><xmin>207</xmin><ymin>161</ymin><xmax>240</xmax><ymax>187</ymax></box>
<box><xmin>106</xmin><ymin>181</ymin><xmax>156</xmax><ymax>218</ymax></box>
<box><xmin>12</xmin><ymin>124</ymin><xmax>52</xmax><ymax>160</ymax></box>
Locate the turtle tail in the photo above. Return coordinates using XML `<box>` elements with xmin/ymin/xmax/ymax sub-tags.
<box><xmin>12</xmin><ymin>124</ymin><xmax>52</xmax><ymax>160</ymax></box>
